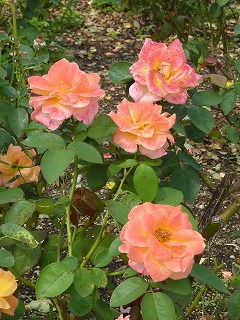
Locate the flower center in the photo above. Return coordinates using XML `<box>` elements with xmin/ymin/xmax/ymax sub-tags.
<box><xmin>155</xmin><ymin>62</ymin><xmax>171</xmax><ymax>79</ymax></box>
<box><xmin>154</xmin><ymin>227</ymin><xmax>171</xmax><ymax>243</ymax></box>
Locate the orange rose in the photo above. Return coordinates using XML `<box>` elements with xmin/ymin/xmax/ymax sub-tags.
<box><xmin>109</xmin><ymin>99</ymin><xmax>175</xmax><ymax>159</ymax></box>
<box><xmin>0</xmin><ymin>144</ymin><xmax>40</xmax><ymax>188</ymax></box>
<box><xmin>0</xmin><ymin>269</ymin><xmax>18</xmax><ymax>316</ymax></box>
<box><xmin>119</xmin><ymin>203</ymin><xmax>205</xmax><ymax>282</ymax></box>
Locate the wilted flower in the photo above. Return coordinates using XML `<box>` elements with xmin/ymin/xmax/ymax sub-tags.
<box><xmin>0</xmin><ymin>269</ymin><xmax>18</xmax><ymax>316</ymax></box>
<box><xmin>119</xmin><ymin>203</ymin><xmax>205</xmax><ymax>282</ymax></box>
<box><xmin>28</xmin><ymin>58</ymin><xmax>105</xmax><ymax>130</ymax></box>
<box><xmin>129</xmin><ymin>38</ymin><xmax>201</xmax><ymax>104</ymax></box>
<box><xmin>109</xmin><ymin>98</ymin><xmax>176</xmax><ymax>159</ymax></box>
<box><xmin>0</xmin><ymin>144</ymin><xmax>40</xmax><ymax>188</ymax></box>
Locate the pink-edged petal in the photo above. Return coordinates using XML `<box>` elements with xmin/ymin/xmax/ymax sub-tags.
<box><xmin>165</xmin><ymin>90</ymin><xmax>188</xmax><ymax>104</ymax></box>
<box><xmin>28</xmin><ymin>76</ymin><xmax>52</xmax><ymax>95</ymax></box>
<box><xmin>129</xmin><ymin>260</ymin><xmax>149</xmax><ymax>275</ymax></box>
<box><xmin>128</xmin><ymin>202</ymin><xmax>155</xmax><ymax>220</ymax></box>
<box><xmin>72</xmin><ymin>99</ymin><xmax>99</xmax><ymax>125</ymax></box>
<box><xmin>41</xmin><ymin>102</ymin><xmax>73</xmax><ymax>120</ymax></box>
<box><xmin>31</xmin><ymin>110</ymin><xmax>63</xmax><ymax>130</ymax></box>
<box><xmin>129</xmin><ymin>82</ymin><xmax>161</xmax><ymax>103</ymax></box>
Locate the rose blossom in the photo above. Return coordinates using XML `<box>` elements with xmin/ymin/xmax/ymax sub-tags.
<box><xmin>115</xmin><ymin>315</ymin><xmax>130</xmax><ymax>320</ymax></box>
<box><xmin>28</xmin><ymin>58</ymin><xmax>105</xmax><ymax>130</ymax></box>
<box><xmin>109</xmin><ymin>98</ymin><xmax>176</xmax><ymax>159</ymax></box>
<box><xmin>129</xmin><ymin>38</ymin><xmax>201</xmax><ymax>104</ymax></box>
<box><xmin>119</xmin><ymin>203</ymin><xmax>205</xmax><ymax>282</ymax></box>
<box><xmin>0</xmin><ymin>144</ymin><xmax>40</xmax><ymax>188</ymax></box>
<box><xmin>222</xmin><ymin>271</ymin><xmax>232</xmax><ymax>280</ymax></box>
<box><xmin>0</xmin><ymin>269</ymin><xmax>18</xmax><ymax>316</ymax></box>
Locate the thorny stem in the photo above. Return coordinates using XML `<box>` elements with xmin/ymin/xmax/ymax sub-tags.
<box><xmin>203</xmin><ymin>194</ymin><xmax>240</xmax><ymax>240</ymax></box>
<box><xmin>65</xmin><ymin>157</ymin><xmax>79</xmax><ymax>257</ymax></box>
<box><xmin>80</xmin><ymin>167</ymin><xmax>133</xmax><ymax>268</ymax></box>
<box><xmin>52</xmin><ymin>298</ymin><xmax>64</xmax><ymax>320</ymax></box>
<box><xmin>10</xmin><ymin>1</ymin><xmax>26</xmax><ymax>88</ymax></box>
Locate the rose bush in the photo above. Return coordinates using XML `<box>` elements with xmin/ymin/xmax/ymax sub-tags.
<box><xmin>0</xmin><ymin>3</ymin><xmax>239</xmax><ymax>318</ymax></box>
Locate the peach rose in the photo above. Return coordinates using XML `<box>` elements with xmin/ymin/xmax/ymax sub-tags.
<box><xmin>222</xmin><ymin>271</ymin><xmax>232</xmax><ymax>280</ymax></box>
<box><xmin>119</xmin><ymin>203</ymin><xmax>205</xmax><ymax>282</ymax></box>
<box><xmin>28</xmin><ymin>58</ymin><xmax>105</xmax><ymax>130</ymax></box>
<box><xmin>0</xmin><ymin>144</ymin><xmax>40</xmax><ymax>188</ymax></box>
<box><xmin>129</xmin><ymin>38</ymin><xmax>201</xmax><ymax>104</ymax></box>
<box><xmin>0</xmin><ymin>269</ymin><xmax>18</xmax><ymax>316</ymax></box>
<box><xmin>109</xmin><ymin>99</ymin><xmax>176</xmax><ymax>159</ymax></box>
<box><xmin>115</xmin><ymin>315</ymin><xmax>130</xmax><ymax>320</ymax></box>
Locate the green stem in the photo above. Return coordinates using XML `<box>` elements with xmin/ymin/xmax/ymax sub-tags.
<box><xmin>52</xmin><ymin>298</ymin><xmax>63</xmax><ymax>320</ymax></box>
<box><xmin>0</xmin><ymin>159</ymin><xmax>37</xmax><ymax>169</ymax></box>
<box><xmin>203</xmin><ymin>194</ymin><xmax>240</xmax><ymax>240</ymax></box>
<box><xmin>80</xmin><ymin>167</ymin><xmax>133</xmax><ymax>268</ymax></box>
<box><xmin>10</xmin><ymin>1</ymin><xmax>25</xmax><ymax>88</ymax></box>
<box><xmin>9</xmin><ymin>267</ymin><xmax>35</xmax><ymax>289</ymax></box>
<box><xmin>107</xmin><ymin>270</ymin><xmax>126</xmax><ymax>277</ymax></box>
<box><xmin>65</xmin><ymin>157</ymin><xmax>79</xmax><ymax>257</ymax></box>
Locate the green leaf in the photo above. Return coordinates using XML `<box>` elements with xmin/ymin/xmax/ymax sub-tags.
<box><xmin>23</xmin><ymin>133</ymin><xmax>66</xmax><ymax>149</ymax></box>
<box><xmin>0</xmin><ymin>223</ymin><xmax>38</xmax><ymax>248</ymax></box>
<box><xmin>91</xmin><ymin>268</ymin><xmax>108</xmax><ymax>288</ymax></box>
<box><xmin>12</xmin><ymin>246</ymin><xmax>41</xmax><ymax>275</ymax></box>
<box><xmin>41</xmin><ymin>148</ymin><xmax>75</xmax><ymax>184</ymax></box>
<box><xmin>0</xmin><ymin>187</ymin><xmax>24</xmax><ymax>204</ymax></box>
<box><xmin>141</xmin><ymin>292</ymin><xmax>176</xmax><ymax>320</ymax></box>
<box><xmin>36</xmin><ymin>262</ymin><xmax>74</xmax><ymax>299</ymax></box>
<box><xmin>88</xmin><ymin>114</ymin><xmax>117</xmax><ymax>140</ymax></box>
<box><xmin>208</xmin><ymin>74</ymin><xmax>227</xmax><ymax>88</ymax></box>
<box><xmin>110</xmin><ymin>277</ymin><xmax>148</xmax><ymax>307</ymax></box>
<box><xmin>5</xmin><ymin>200</ymin><xmax>36</xmax><ymax>225</ymax></box>
<box><xmin>95</xmin><ymin>237</ymin><xmax>122</xmax><ymax>267</ymax></box>
<box><xmin>74</xmin><ymin>269</ymin><xmax>95</xmax><ymax>297</ymax></box>
<box><xmin>177</xmin><ymin>150</ymin><xmax>201</xmax><ymax>171</ymax></box>
<box><xmin>63</xmin><ymin>256</ymin><xmax>78</xmax><ymax>270</ymax></box>
<box><xmin>234</xmin><ymin>24</ymin><xmax>240</xmax><ymax>35</ymax></box>
<box><xmin>8</xmin><ymin>108</ymin><xmax>29</xmax><ymax>136</ymax></box>
<box><xmin>0</xmin><ymin>32</ymin><xmax>10</xmax><ymax>40</ymax></box>
<box><xmin>107</xmin><ymin>159</ymin><xmax>138</xmax><ymax>177</ymax></box>
<box><xmin>228</xmin><ymin>290</ymin><xmax>240</xmax><ymax>320</ymax></box>
<box><xmin>3</xmin><ymin>86</ymin><xmax>17</xmax><ymax>99</ymax></box>
<box><xmin>217</xmin><ymin>0</ymin><xmax>230</xmax><ymax>6</ymax></box>
<box><xmin>108</xmin><ymin>61</ymin><xmax>133</xmax><ymax>84</ymax></box>
<box><xmin>0</xmin><ymin>249</ymin><xmax>15</xmax><ymax>267</ymax></box>
<box><xmin>134</xmin><ymin>164</ymin><xmax>158</xmax><ymax>202</ymax></box>
<box><xmin>105</xmin><ymin>200</ymin><xmax>130</xmax><ymax>225</ymax></box>
<box><xmin>171</xmin><ymin>165</ymin><xmax>200</xmax><ymax>204</ymax></box>
<box><xmin>220</xmin><ymin>91</ymin><xmax>237</xmax><ymax>115</ymax></box>
<box><xmin>68</xmin><ymin>141</ymin><xmax>102</xmax><ymax>163</ymax></box>
<box><xmin>227</xmin><ymin>126</ymin><xmax>239</xmax><ymax>143</ymax></box>
<box><xmin>0</xmin><ymin>130</ymin><xmax>15</xmax><ymax>149</ymax></box>
<box><xmin>68</xmin><ymin>294</ymin><xmax>93</xmax><ymax>317</ymax></box>
<box><xmin>235</xmin><ymin>57</ymin><xmax>240</xmax><ymax>73</ymax></box>
<box><xmin>192</xmin><ymin>91</ymin><xmax>222</xmax><ymax>106</ymax></box>
<box><xmin>190</xmin><ymin>264</ymin><xmax>230</xmax><ymax>295</ymax></box>
<box><xmin>86</xmin><ymin>165</ymin><xmax>107</xmax><ymax>190</ymax></box>
<box><xmin>188</xmin><ymin>106</ymin><xmax>215</xmax><ymax>133</ymax></box>
<box><xmin>163</xmin><ymin>278</ymin><xmax>192</xmax><ymax>296</ymax></box>
<box><xmin>185</xmin><ymin>124</ymin><xmax>206</xmax><ymax>143</ymax></box>
<box><xmin>155</xmin><ymin>187</ymin><xmax>184</xmax><ymax>206</ymax></box>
